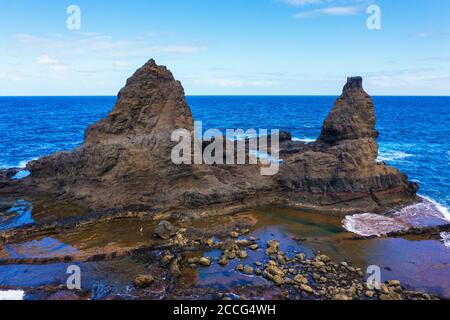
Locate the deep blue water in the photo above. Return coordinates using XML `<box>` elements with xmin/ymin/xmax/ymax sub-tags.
<box><xmin>0</xmin><ymin>96</ymin><xmax>449</xmax><ymax>209</ymax></box>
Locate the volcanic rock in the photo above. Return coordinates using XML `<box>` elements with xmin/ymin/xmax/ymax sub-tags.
<box><xmin>6</xmin><ymin>59</ymin><xmax>419</xmax><ymax>218</ymax></box>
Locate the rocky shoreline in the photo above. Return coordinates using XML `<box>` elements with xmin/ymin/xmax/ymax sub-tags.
<box><xmin>0</xmin><ymin>217</ymin><xmax>442</xmax><ymax>300</ymax></box>
<box><xmin>0</xmin><ymin>60</ymin><xmax>446</xmax><ymax>301</ymax></box>
<box><xmin>0</xmin><ymin>59</ymin><xmax>418</xmax><ymax>218</ymax></box>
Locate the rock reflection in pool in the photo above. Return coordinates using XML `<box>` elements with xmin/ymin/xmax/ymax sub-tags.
<box><xmin>0</xmin><ymin>237</ymin><xmax>77</xmax><ymax>259</ymax></box>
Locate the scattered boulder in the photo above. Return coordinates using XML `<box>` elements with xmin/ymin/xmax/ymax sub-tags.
<box><xmin>154</xmin><ymin>221</ymin><xmax>177</xmax><ymax>240</ymax></box>
<box><xmin>134</xmin><ymin>275</ymin><xmax>154</xmax><ymax>288</ymax></box>
<box><xmin>199</xmin><ymin>257</ymin><xmax>211</xmax><ymax>267</ymax></box>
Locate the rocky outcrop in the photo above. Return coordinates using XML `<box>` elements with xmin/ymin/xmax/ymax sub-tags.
<box><xmin>9</xmin><ymin>60</ymin><xmax>418</xmax><ymax>217</ymax></box>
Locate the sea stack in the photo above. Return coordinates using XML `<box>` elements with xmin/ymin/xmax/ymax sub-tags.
<box><xmin>6</xmin><ymin>60</ymin><xmax>418</xmax><ymax>217</ymax></box>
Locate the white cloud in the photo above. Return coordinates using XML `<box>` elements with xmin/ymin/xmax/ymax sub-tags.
<box><xmin>36</xmin><ymin>55</ymin><xmax>70</xmax><ymax>71</ymax></box>
<box><xmin>294</xmin><ymin>6</ymin><xmax>359</xmax><ymax>18</ymax></box>
<box><xmin>198</xmin><ymin>78</ymin><xmax>275</xmax><ymax>88</ymax></box>
<box><xmin>0</xmin><ymin>72</ymin><xmax>24</xmax><ymax>82</ymax></box>
<box><xmin>283</xmin><ymin>0</ymin><xmax>323</xmax><ymax>6</ymax></box>
<box><xmin>37</xmin><ymin>55</ymin><xmax>59</xmax><ymax>66</ymax></box>
<box><xmin>415</xmin><ymin>32</ymin><xmax>437</xmax><ymax>38</ymax></box>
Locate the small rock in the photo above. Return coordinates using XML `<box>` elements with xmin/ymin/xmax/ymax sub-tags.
<box><xmin>237</xmin><ymin>250</ymin><xmax>248</xmax><ymax>259</ymax></box>
<box><xmin>219</xmin><ymin>257</ymin><xmax>228</xmax><ymax>266</ymax></box>
<box><xmin>365</xmin><ymin>291</ymin><xmax>375</xmax><ymax>298</ymax></box>
<box><xmin>236</xmin><ymin>264</ymin><xmax>245</xmax><ymax>272</ymax></box>
<box><xmin>199</xmin><ymin>257</ymin><xmax>211</xmax><ymax>266</ymax></box>
<box><xmin>134</xmin><ymin>275</ymin><xmax>154</xmax><ymax>288</ymax></box>
<box><xmin>226</xmin><ymin>250</ymin><xmax>236</xmax><ymax>260</ymax></box>
<box><xmin>333</xmin><ymin>293</ymin><xmax>352</xmax><ymax>301</ymax></box>
<box><xmin>230</xmin><ymin>231</ymin><xmax>239</xmax><ymax>238</ymax></box>
<box><xmin>154</xmin><ymin>220</ymin><xmax>177</xmax><ymax>240</ymax></box>
<box><xmin>204</xmin><ymin>237</ymin><xmax>215</xmax><ymax>246</ymax></box>
<box><xmin>161</xmin><ymin>255</ymin><xmax>173</xmax><ymax>266</ymax></box>
<box><xmin>388</xmin><ymin>280</ymin><xmax>401</xmax><ymax>287</ymax></box>
<box><xmin>243</xmin><ymin>266</ymin><xmax>254</xmax><ymax>275</ymax></box>
<box><xmin>380</xmin><ymin>292</ymin><xmax>404</xmax><ymax>301</ymax></box>
<box><xmin>273</xmin><ymin>275</ymin><xmax>285</xmax><ymax>285</ymax></box>
<box><xmin>266</xmin><ymin>240</ymin><xmax>280</xmax><ymax>255</ymax></box>
<box><xmin>294</xmin><ymin>275</ymin><xmax>308</xmax><ymax>285</ymax></box>
<box><xmin>295</xmin><ymin>253</ymin><xmax>305</xmax><ymax>261</ymax></box>
<box><xmin>249</xmin><ymin>244</ymin><xmax>259</xmax><ymax>251</ymax></box>
<box><xmin>300</xmin><ymin>284</ymin><xmax>314</xmax><ymax>294</ymax></box>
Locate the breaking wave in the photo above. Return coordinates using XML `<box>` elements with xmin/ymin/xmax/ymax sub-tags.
<box><xmin>0</xmin><ymin>290</ymin><xmax>24</xmax><ymax>301</ymax></box>
<box><xmin>343</xmin><ymin>197</ymin><xmax>450</xmax><ymax>237</ymax></box>
<box><xmin>377</xmin><ymin>151</ymin><xmax>413</xmax><ymax>162</ymax></box>
<box><xmin>292</xmin><ymin>137</ymin><xmax>315</xmax><ymax>143</ymax></box>
<box><xmin>441</xmin><ymin>232</ymin><xmax>450</xmax><ymax>249</ymax></box>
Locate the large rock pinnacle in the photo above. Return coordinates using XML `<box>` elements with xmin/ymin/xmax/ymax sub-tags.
<box><xmin>318</xmin><ymin>77</ymin><xmax>379</xmax><ymax>145</ymax></box>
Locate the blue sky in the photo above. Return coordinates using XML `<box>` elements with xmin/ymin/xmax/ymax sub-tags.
<box><xmin>0</xmin><ymin>0</ymin><xmax>449</xmax><ymax>95</ymax></box>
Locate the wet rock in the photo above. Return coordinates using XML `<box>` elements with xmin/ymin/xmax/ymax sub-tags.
<box><xmin>187</xmin><ymin>257</ymin><xmax>200</xmax><ymax>264</ymax></box>
<box><xmin>365</xmin><ymin>291</ymin><xmax>375</xmax><ymax>298</ymax></box>
<box><xmin>134</xmin><ymin>275</ymin><xmax>154</xmax><ymax>288</ymax></box>
<box><xmin>333</xmin><ymin>293</ymin><xmax>352</xmax><ymax>301</ymax></box>
<box><xmin>230</xmin><ymin>231</ymin><xmax>239</xmax><ymax>238</ymax></box>
<box><xmin>294</xmin><ymin>275</ymin><xmax>308</xmax><ymax>285</ymax></box>
<box><xmin>204</xmin><ymin>237</ymin><xmax>215</xmax><ymax>246</ymax></box>
<box><xmin>380</xmin><ymin>292</ymin><xmax>404</xmax><ymax>301</ymax></box>
<box><xmin>388</xmin><ymin>280</ymin><xmax>401</xmax><ymax>287</ymax></box>
<box><xmin>199</xmin><ymin>257</ymin><xmax>211</xmax><ymax>267</ymax></box>
<box><xmin>266</xmin><ymin>240</ymin><xmax>279</xmax><ymax>255</ymax></box>
<box><xmin>300</xmin><ymin>284</ymin><xmax>314</xmax><ymax>295</ymax></box>
<box><xmin>161</xmin><ymin>255</ymin><xmax>173</xmax><ymax>266</ymax></box>
<box><xmin>237</xmin><ymin>250</ymin><xmax>248</xmax><ymax>259</ymax></box>
<box><xmin>225</xmin><ymin>250</ymin><xmax>236</xmax><ymax>260</ymax></box>
<box><xmin>22</xmin><ymin>68</ymin><xmax>418</xmax><ymax>219</ymax></box>
<box><xmin>237</xmin><ymin>264</ymin><xmax>245</xmax><ymax>272</ymax></box>
<box><xmin>154</xmin><ymin>221</ymin><xmax>177</xmax><ymax>240</ymax></box>
<box><xmin>219</xmin><ymin>257</ymin><xmax>228</xmax><ymax>266</ymax></box>
<box><xmin>295</xmin><ymin>253</ymin><xmax>305</xmax><ymax>261</ymax></box>
<box><xmin>170</xmin><ymin>260</ymin><xmax>182</xmax><ymax>278</ymax></box>
<box><xmin>243</xmin><ymin>266</ymin><xmax>254</xmax><ymax>275</ymax></box>
<box><xmin>273</xmin><ymin>275</ymin><xmax>285</xmax><ymax>286</ymax></box>
<box><xmin>249</xmin><ymin>244</ymin><xmax>259</xmax><ymax>251</ymax></box>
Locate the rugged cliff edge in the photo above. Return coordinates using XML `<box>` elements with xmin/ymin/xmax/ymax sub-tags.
<box><xmin>5</xmin><ymin>60</ymin><xmax>418</xmax><ymax>217</ymax></box>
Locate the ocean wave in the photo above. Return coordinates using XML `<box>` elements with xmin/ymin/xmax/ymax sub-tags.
<box><xmin>0</xmin><ymin>290</ymin><xmax>24</xmax><ymax>301</ymax></box>
<box><xmin>377</xmin><ymin>151</ymin><xmax>413</xmax><ymax>162</ymax></box>
<box><xmin>292</xmin><ymin>137</ymin><xmax>315</xmax><ymax>143</ymax></box>
<box><xmin>343</xmin><ymin>197</ymin><xmax>450</xmax><ymax>237</ymax></box>
<box><xmin>441</xmin><ymin>232</ymin><xmax>450</xmax><ymax>249</ymax></box>
<box><xmin>0</xmin><ymin>158</ymin><xmax>38</xmax><ymax>170</ymax></box>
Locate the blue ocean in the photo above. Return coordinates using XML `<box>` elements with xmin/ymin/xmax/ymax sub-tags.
<box><xmin>0</xmin><ymin>95</ymin><xmax>449</xmax><ymax>211</ymax></box>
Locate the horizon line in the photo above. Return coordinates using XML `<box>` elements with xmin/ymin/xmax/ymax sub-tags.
<box><xmin>1</xmin><ymin>94</ymin><xmax>450</xmax><ymax>98</ymax></box>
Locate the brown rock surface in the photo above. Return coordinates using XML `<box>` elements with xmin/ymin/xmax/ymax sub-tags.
<box><xmin>4</xmin><ymin>60</ymin><xmax>418</xmax><ymax>218</ymax></box>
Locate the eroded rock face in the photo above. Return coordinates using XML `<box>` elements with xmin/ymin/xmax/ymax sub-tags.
<box><xmin>15</xmin><ymin>61</ymin><xmax>418</xmax><ymax>216</ymax></box>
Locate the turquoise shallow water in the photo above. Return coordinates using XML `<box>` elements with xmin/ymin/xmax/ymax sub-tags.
<box><xmin>0</xmin><ymin>95</ymin><xmax>449</xmax><ymax>210</ymax></box>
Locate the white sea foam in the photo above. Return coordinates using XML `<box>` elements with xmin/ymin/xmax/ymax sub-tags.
<box><xmin>18</xmin><ymin>158</ymin><xmax>38</xmax><ymax>169</ymax></box>
<box><xmin>377</xmin><ymin>151</ymin><xmax>413</xmax><ymax>162</ymax></box>
<box><xmin>441</xmin><ymin>232</ymin><xmax>450</xmax><ymax>249</ymax></box>
<box><xmin>292</xmin><ymin>137</ymin><xmax>315</xmax><ymax>143</ymax></box>
<box><xmin>343</xmin><ymin>197</ymin><xmax>450</xmax><ymax>237</ymax></box>
<box><xmin>0</xmin><ymin>290</ymin><xmax>24</xmax><ymax>300</ymax></box>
